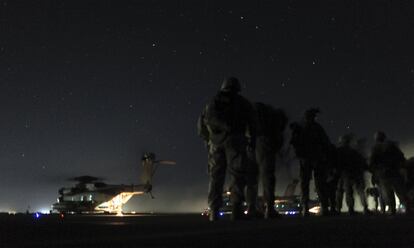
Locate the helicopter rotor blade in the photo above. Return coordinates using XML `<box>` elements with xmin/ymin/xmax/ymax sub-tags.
<box><xmin>155</xmin><ymin>160</ymin><xmax>176</xmax><ymax>165</ymax></box>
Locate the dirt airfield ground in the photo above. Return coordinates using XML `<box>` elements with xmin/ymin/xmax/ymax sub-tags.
<box><xmin>1</xmin><ymin>213</ymin><xmax>413</xmax><ymax>248</ymax></box>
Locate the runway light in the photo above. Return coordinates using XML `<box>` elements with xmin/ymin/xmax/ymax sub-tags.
<box><xmin>219</xmin><ymin>212</ymin><xmax>224</xmax><ymax>216</ymax></box>
<box><xmin>34</xmin><ymin>212</ymin><xmax>41</xmax><ymax>219</ymax></box>
<box><xmin>244</xmin><ymin>210</ymin><xmax>248</xmax><ymax>215</ymax></box>
<box><xmin>60</xmin><ymin>214</ymin><xmax>65</xmax><ymax>219</ymax></box>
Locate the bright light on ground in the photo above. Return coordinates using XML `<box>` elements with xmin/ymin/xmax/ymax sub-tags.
<box><xmin>39</xmin><ymin>209</ymin><xmax>50</xmax><ymax>214</ymax></box>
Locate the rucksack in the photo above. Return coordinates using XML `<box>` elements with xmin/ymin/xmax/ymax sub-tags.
<box><xmin>204</xmin><ymin>92</ymin><xmax>235</xmax><ymax>137</ymax></box>
<box><xmin>289</xmin><ymin>122</ymin><xmax>306</xmax><ymax>158</ymax></box>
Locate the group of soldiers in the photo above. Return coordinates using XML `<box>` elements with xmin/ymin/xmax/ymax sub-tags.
<box><xmin>198</xmin><ymin>77</ymin><xmax>413</xmax><ymax>221</ymax></box>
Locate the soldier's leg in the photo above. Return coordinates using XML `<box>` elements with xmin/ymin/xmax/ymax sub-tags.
<box><xmin>327</xmin><ymin>175</ymin><xmax>339</xmax><ymax>213</ymax></box>
<box><xmin>226</xmin><ymin>139</ymin><xmax>248</xmax><ymax>220</ymax></box>
<box><xmin>344</xmin><ymin>176</ymin><xmax>355</xmax><ymax>214</ymax></box>
<box><xmin>245</xmin><ymin>150</ymin><xmax>259</xmax><ymax>215</ymax></box>
<box><xmin>257</xmin><ymin>142</ymin><xmax>277</xmax><ymax>218</ymax></box>
<box><xmin>207</xmin><ymin>145</ymin><xmax>227</xmax><ymax>216</ymax></box>
<box><xmin>378</xmin><ymin>193</ymin><xmax>386</xmax><ymax>213</ymax></box>
<box><xmin>371</xmin><ymin>187</ymin><xmax>385</xmax><ymax>213</ymax></box>
<box><xmin>300</xmin><ymin>160</ymin><xmax>312</xmax><ymax>215</ymax></box>
<box><xmin>336</xmin><ymin>176</ymin><xmax>345</xmax><ymax>212</ymax></box>
<box><xmin>391</xmin><ymin>175</ymin><xmax>410</xmax><ymax>213</ymax></box>
<box><xmin>314</xmin><ymin>164</ymin><xmax>329</xmax><ymax>214</ymax></box>
<box><xmin>373</xmin><ymin>193</ymin><xmax>379</xmax><ymax>212</ymax></box>
<box><xmin>355</xmin><ymin>175</ymin><xmax>369</xmax><ymax>213</ymax></box>
<box><xmin>259</xmin><ymin>149</ymin><xmax>276</xmax><ymax>208</ymax></box>
<box><xmin>379</xmin><ymin>177</ymin><xmax>395</xmax><ymax>214</ymax></box>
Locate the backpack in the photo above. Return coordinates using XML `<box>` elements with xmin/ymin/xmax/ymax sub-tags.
<box><xmin>289</xmin><ymin>122</ymin><xmax>306</xmax><ymax>158</ymax></box>
<box><xmin>204</xmin><ymin>92</ymin><xmax>236</xmax><ymax>143</ymax></box>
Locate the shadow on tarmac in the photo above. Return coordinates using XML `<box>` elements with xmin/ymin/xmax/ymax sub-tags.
<box><xmin>1</xmin><ymin>213</ymin><xmax>413</xmax><ymax>248</ymax></box>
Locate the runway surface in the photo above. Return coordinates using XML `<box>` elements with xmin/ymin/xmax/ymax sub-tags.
<box><xmin>1</xmin><ymin>213</ymin><xmax>414</xmax><ymax>248</ymax></box>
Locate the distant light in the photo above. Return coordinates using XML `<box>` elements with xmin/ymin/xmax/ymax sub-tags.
<box><xmin>60</xmin><ymin>214</ymin><xmax>65</xmax><ymax>219</ymax></box>
<box><xmin>34</xmin><ymin>213</ymin><xmax>41</xmax><ymax>219</ymax></box>
<box><xmin>244</xmin><ymin>210</ymin><xmax>248</xmax><ymax>215</ymax></box>
<box><xmin>39</xmin><ymin>209</ymin><xmax>50</xmax><ymax>214</ymax></box>
<box><xmin>309</xmin><ymin>206</ymin><xmax>321</xmax><ymax>214</ymax></box>
<box><xmin>219</xmin><ymin>212</ymin><xmax>224</xmax><ymax>216</ymax></box>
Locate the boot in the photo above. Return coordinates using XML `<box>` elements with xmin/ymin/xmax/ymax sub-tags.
<box><xmin>209</xmin><ymin>209</ymin><xmax>220</xmax><ymax>222</ymax></box>
<box><xmin>264</xmin><ymin>204</ymin><xmax>280</xmax><ymax>219</ymax></box>
<box><xmin>246</xmin><ymin>206</ymin><xmax>263</xmax><ymax>219</ymax></box>
<box><xmin>363</xmin><ymin>207</ymin><xmax>372</xmax><ymax>215</ymax></box>
<box><xmin>302</xmin><ymin>206</ymin><xmax>309</xmax><ymax>217</ymax></box>
<box><xmin>231</xmin><ymin>205</ymin><xmax>247</xmax><ymax>221</ymax></box>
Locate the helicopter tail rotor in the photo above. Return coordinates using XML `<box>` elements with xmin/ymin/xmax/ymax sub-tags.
<box><xmin>140</xmin><ymin>152</ymin><xmax>176</xmax><ymax>198</ymax></box>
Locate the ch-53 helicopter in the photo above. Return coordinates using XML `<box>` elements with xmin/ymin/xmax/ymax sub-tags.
<box><xmin>51</xmin><ymin>152</ymin><xmax>175</xmax><ymax>215</ymax></box>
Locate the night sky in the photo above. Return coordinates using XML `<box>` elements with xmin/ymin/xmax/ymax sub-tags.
<box><xmin>1</xmin><ymin>1</ymin><xmax>414</xmax><ymax>212</ymax></box>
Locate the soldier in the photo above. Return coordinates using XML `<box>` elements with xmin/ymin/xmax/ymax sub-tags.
<box><xmin>198</xmin><ymin>77</ymin><xmax>256</xmax><ymax>221</ymax></box>
<box><xmin>369</xmin><ymin>131</ymin><xmax>410</xmax><ymax>214</ymax></box>
<box><xmin>336</xmin><ymin>134</ymin><xmax>370</xmax><ymax>215</ymax></box>
<box><xmin>246</xmin><ymin>102</ymin><xmax>287</xmax><ymax>219</ymax></box>
<box><xmin>289</xmin><ymin>108</ymin><xmax>331</xmax><ymax>216</ymax></box>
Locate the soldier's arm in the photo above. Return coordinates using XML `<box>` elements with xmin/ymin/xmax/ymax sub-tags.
<box><xmin>393</xmin><ymin>144</ymin><xmax>406</xmax><ymax>164</ymax></box>
<box><xmin>368</xmin><ymin>147</ymin><xmax>379</xmax><ymax>170</ymax></box>
<box><xmin>243</xmin><ymin>98</ymin><xmax>257</xmax><ymax>150</ymax></box>
<box><xmin>197</xmin><ymin>107</ymin><xmax>210</xmax><ymax>144</ymax></box>
<box><xmin>318</xmin><ymin>124</ymin><xmax>332</xmax><ymax>147</ymax></box>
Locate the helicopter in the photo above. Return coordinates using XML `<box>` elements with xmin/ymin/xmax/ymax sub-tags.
<box><xmin>51</xmin><ymin>152</ymin><xmax>176</xmax><ymax>214</ymax></box>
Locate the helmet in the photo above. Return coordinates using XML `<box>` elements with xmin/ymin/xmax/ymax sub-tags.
<box><xmin>304</xmin><ymin>108</ymin><xmax>320</xmax><ymax>121</ymax></box>
<box><xmin>220</xmin><ymin>77</ymin><xmax>241</xmax><ymax>93</ymax></box>
<box><xmin>374</xmin><ymin>131</ymin><xmax>386</xmax><ymax>142</ymax></box>
<box><xmin>338</xmin><ymin>133</ymin><xmax>354</xmax><ymax>146</ymax></box>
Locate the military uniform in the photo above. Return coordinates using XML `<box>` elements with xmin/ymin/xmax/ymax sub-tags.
<box><xmin>369</xmin><ymin>132</ymin><xmax>409</xmax><ymax>214</ymax></box>
<box><xmin>336</xmin><ymin>141</ymin><xmax>369</xmax><ymax>214</ymax></box>
<box><xmin>198</xmin><ymin>77</ymin><xmax>256</xmax><ymax>221</ymax></box>
<box><xmin>245</xmin><ymin>103</ymin><xmax>287</xmax><ymax>218</ymax></box>
<box><xmin>290</xmin><ymin>109</ymin><xmax>331</xmax><ymax>216</ymax></box>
